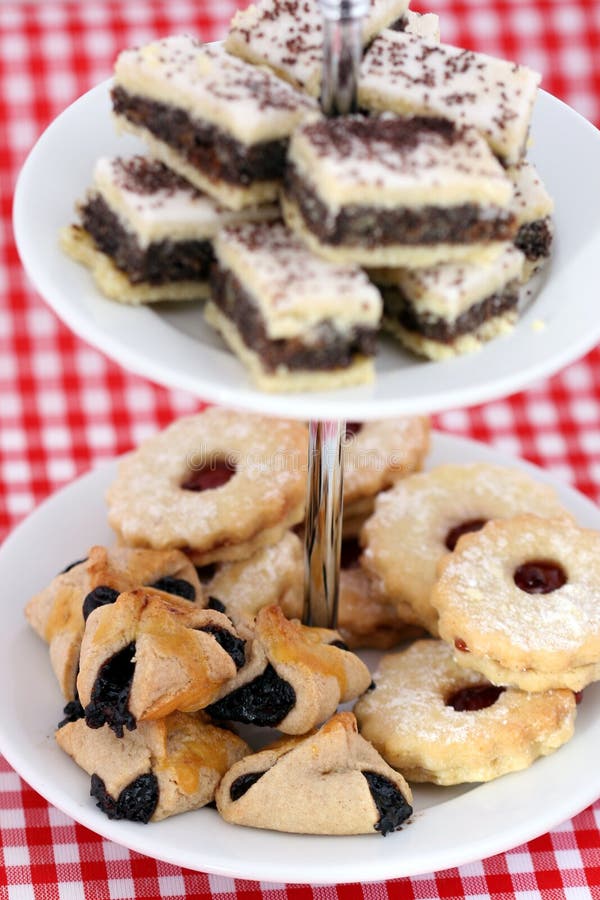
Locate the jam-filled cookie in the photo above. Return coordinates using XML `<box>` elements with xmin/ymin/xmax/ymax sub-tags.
<box><xmin>56</xmin><ymin>711</ymin><xmax>250</xmax><ymax>822</ymax></box>
<box><xmin>25</xmin><ymin>545</ymin><xmax>202</xmax><ymax>701</ymax></box>
<box><xmin>433</xmin><ymin>515</ymin><xmax>600</xmax><ymax>692</ymax></box>
<box><xmin>342</xmin><ymin>416</ymin><xmax>430</xmax><ymax>536</ymax></box>
<box><xmin>361</xmin><ymin>464</ymin><xmax>573</xmax><ymax>635</ymax></box>
<box><xmin>216</xmin><ymin>712</ymin><xmax>413</xmax><ymax>835</ymax></box>
<box><xmin>354</xmin><ymin>640</ymin><xmax>576</xmax><ymax>784</ymax></box>
<box><xmin>106</xmin><ymin>409</ymin><xmax>308</xmax><ymax>566</ymax></box>
<box><xmin>77</xmin><ymin>589</ymin><xmax>246</xmax><ymax>735</ymax></box>
<box><xmin>206</xmin><ymin>604</ymin><xmax>372</xmax><ymax>734</ymax></box>
<box><xmin>203</xmin><ymin>531</ymin><xmax>304</xmax><ymax>640</ymax></box>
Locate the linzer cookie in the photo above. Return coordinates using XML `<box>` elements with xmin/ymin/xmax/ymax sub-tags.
<box><xmin>56</xmin><ymin>711</ymin><xmax>250</xmax><ymax>822</ymax></box>
<box><xmin>372</xmin><ymin>245</ymin><xmax>525</xmax><ymax>360</ymax></box>
<box><xmin>106</xmin><ymin>409</ymin><xmax>307</xmax><ymax>566</ymax></box>
<box><xmin>283</xmin><ymin>115</ymin><xmax>517</xmax><ymax>268</ymax></box>
<box><xmin>206</xmin><ymin>221</ymin><xmax>382</xmax><ymax>391</ymax></box>
<box><xmin>359</xmin><ymin>31</ymin><xmax>541</xmax><ymax>166</ymax></box>
<box><xmin>25</xmin><ymin>545</ymin><xmax>202</xmax><ymax>702</ymax></box>
<box><xmin>432</xmin><ymin>515</ymin><xmax>600</xmax><ymax>692</ymax></box>
<box><xmin>111</xmin><ymin>37</ymin><xmax>319</xmax><ymax>209</ymax></box>
<box><xmin>216</xmin><ymin>712</ymin><xmax>413</xmax><ymax>835</ymax></box>
<box><xmin>354</xmin><ymin>640</ymin><xmax>576</xmax><ymax>784</ymax></box>
<box><xmin>342</xmin><ymin>416</ymin><xmax>430</xmax><ymax>534</ymax></box>
<box><xmin>226</xmin><ymin>0</ymin><xmax>411</xmax><ymax>97</ymax></box>
<box><xmin>361</xmin><ymin>464</ymin><xmax>573</xmax><ymax>635</ymax></box>
<box><xmin>508</xmin><ymin>160</ymin><xmax>555</xmax><ymax>281</ymax></box>
<box><xmin>60</xmin><ymin>156</ymin><xmax>278</xmax><ymax>304</ymax></box>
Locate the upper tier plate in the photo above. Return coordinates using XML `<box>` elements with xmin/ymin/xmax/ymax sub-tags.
<box><xmin>13</xmin><ymin>83</ymin><xmax>600</xmax><ymax>420</ymax></box>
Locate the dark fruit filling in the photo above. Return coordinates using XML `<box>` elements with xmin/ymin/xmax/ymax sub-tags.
<box><xmin>341</xmin><ymin>537</ymin><xmax>361</xmax><ymax>570</ymax></box>
<box><xmin>207</xmin><ymin>597</ymin><xmax>226</xmax><ymax>613</ymax></box>
<box><xmin>58</xmin><ymin>695</ymin><xmax>85</xmax><ymax>729</ymax></box>
<box><xmin>575</xmin><ymin>691</ymin><xmax>583</xmax><ymax>705</ymax></box>
<box><xmin>150</xmin><ymin>576</ymin><xmax>196</xmax><ymax>602</ymax></box>
<box><xmin>367</xmin><ymin>680</ymin><xmax>377</xmax><ymax>691</ymax></box>
<box><xmin>329</xmin><ymin>639</ymin><xmax>350</xmax><ymax>651</ymax></box>
<box><xmin>206</xmin><ymin>663</ymin><xmax>296</xmax><ymax>727</ymax></box>
<box><xmin>454</xmin><ymin>638</ymin><xmax>469</xmax><ymax>653</ymax></box>
<box><xmin>199</xmin><ymin>625</ymin><xmax>246</xmax><ymax>670</ymax></box>
<box><xmin>444</xmin><ymin>519</ymin><xmax>487</xmax><ymax>552</ymax></box>
<box><xmin>181</xmin><ymin>460</ymin><xmax>236</xmax><ymax>492</ymax></box>
<box><xmin>90</xmin><ymin>772</ymin><xmax>158</xmax><ymax>823</ymax></box>
<box><xmin>59</xmin><ymin>557</ymin><xmax>88</xmax><ymax>575</ymax></box>
<box><xmin>446</xmin><ymin>684</ymin><xmax>505</xmax><ymax>712</ymax></box>
<box><xmin>196</xmin><ymin>563</ymin><xmax>218</xmax><ymax>584</ymax></box>
<box><xmin>513</xmin><ymin>560</ymin><xmax>567</xmax><ymax>594</ymax></box>
<box><xmin>229</xmin><ymin>771</ymin><xmax>266</xmax><ymax>801</ymax></box>
<box><xmin>82</xmin><ymin>585</ymin><xmax>120</xmax><ymax>622</ymax></box>
<box><xmin>362</xmin><ymin>770</ymin><xmax>412</xmax><ymax>836</ymax></box>
<box><xmin>345</xmin><ymin>422</ymin><xmax>363</xmax><ymax>438</ymax></box>
<box><xmin>85</xmin><ymin>642</ymin><xmax>137</xmax><ymax>737</ymax></box>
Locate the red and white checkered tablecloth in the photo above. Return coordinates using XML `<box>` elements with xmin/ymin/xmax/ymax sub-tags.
<box><xmin>1</xmin><ymin>0</ymin><xmax>600</xmax><ymax>896</ymax></box>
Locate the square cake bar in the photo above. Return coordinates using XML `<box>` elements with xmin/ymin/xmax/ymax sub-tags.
<box><xmin>359</xmin><ymin>31</ymin><xmax>541</xmax><ymax>165</ymax></box>
<box><xmin>206</xmin><ymin>221</ymin><xmax>383</xmax><ymax>391</ymax></box>
<box><xmin>372</xmin><ymin>244</ymin><xmax>525</xmax><ymax>359</ymax></box>
<box><xmin>283</xmin><ymin>115</ymin><xmax>517</xmax><ymax>268</ymax></box>
<box><xmin>226</xmin><ymin>0</ymin><xmax>412</xmax><ymax>98</ymax></box>
<box><xmin>112</xmin><ymin>36</ymin><xmax>319</xmax><ymax>210</ymax></box>
<box><xmin>508</xmin><ymin>160</ymin><xmax>554</xmax><ymax>281</ymax></box>
<box><xmin>60</xmin><ymin>156</ymin><xmax>278</xmax><ymax>304</ymax></box>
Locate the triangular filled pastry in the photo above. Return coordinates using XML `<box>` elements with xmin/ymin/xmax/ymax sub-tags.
<box><xmin>57</xmin><ymin>710</ymin><xmax>249</xmax><ymax>822</ymax></box>
<box><xmin>216</xmin><ymin>712</ymin><xmax>413</xmax><ymax>835</ymax></box>
<box><xmin>206</xmin><ymin>605</ymin><xmax>372</xmax><ymax>734</ymax></box>
<box><xmin>77</xmin><ymin>588</ymin><xmax>245</xmax><ymax>735</ymax></box>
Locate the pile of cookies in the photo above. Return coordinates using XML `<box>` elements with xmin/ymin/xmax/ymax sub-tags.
<box><xmin>25</xmin><ymin>408</ymin><xmax>600</xmax><ymax>833</ymax></box>
<box><xmin>61</xmin><ymin>0</ymin><xmax>554</xmax><ymax>391</ymax></box>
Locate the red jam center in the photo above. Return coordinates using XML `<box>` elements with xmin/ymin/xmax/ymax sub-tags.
<box><xmin>445</xmin><ymin>519</ymin><xmax>487</xmax><ymax>551</ymax></box>
<box><xmin>341</xmin><ymin>537</ymin><xmax>361</xmax><ymax>570</ymax></box>
<box><xmin>181</xmin><ymin>460</ymin><xmax>236</xmax><ymax>492</ymax></box>
<box><xmin>345</xmin><ymin>422</ymin><xmax>363</xmax><ymax>439</ymax></box>
<box><xmin>446</xmin><ymin>684</ymin><xmax>505</xmax><ymax>712</ymax></box>
<box><xmin>513</xmin><ymin>559</ymin><xmax>567</xmax><ymax>594</ymax></box>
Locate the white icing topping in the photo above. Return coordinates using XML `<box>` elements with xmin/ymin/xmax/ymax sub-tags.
<box><xmin>507</xmin><ymin>159</ymin><xmax>554</xmax><ymax>226</ymax></box>
<box><xmin>401</xmin><ymin>10</ymin><xmax>441</xmax><ymax>42</ymax></box>
<box><xmin>92</xmin><ymin>156</ymin><xmax>278</xmax><ymax>246</ymax></box>
<box><xmin>359</xmin><ymin>31</ymin><xmax>541</xmax><ymax>165</ymax></box>
<box><xmin>226</xmin><ymin>0</ymin><xmax>410</xmax><ymax>96</ymax></box>
<box><xmin>214</xmin><ymin>221</ymin><xmax>382</xmax><ymax>339</ymax></box>
<box><xmin>371</xmin><ymin>244</ymin><xmax>525</xmax><ymax>319</ymax></box>
<box><xmin>288</xmin><ymin>115</ymin><xmax>514</xmax><ymax>210</ymax></box>
<box><xmin>114</xmin><ymin>36</ymin><xmax>319</xmax><ymax>145</ymax></box>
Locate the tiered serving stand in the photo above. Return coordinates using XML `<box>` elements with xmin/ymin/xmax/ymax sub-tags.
<box><xmin>6</xmin><ymin>0</ymin><xmax>600</xmax><ymax>885</ymax></box>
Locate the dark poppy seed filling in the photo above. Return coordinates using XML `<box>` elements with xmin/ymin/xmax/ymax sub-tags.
<box><xmin>444</xmin><ymin>519</ymin><xmax>487</xmax><ymax>552</ymax></box>
<box><xmin>90</xmin><ymin>772</ymin><xmax>159</xmax><ymax>823</ymax></box>
<box><xmin>81</xmin><ymin>194</ymin><xmax>214</xmax><ymax>285</ymax></box>
<box><xmin>58</xmin><ymin>695</ymin><xmax>86</xmax><ymax>729</ymax></box>
<box><xmin>513</xmin><ymin>560</ymin><xmax>567</xmax><ymax>594</ymax></box>
<box><xmin>196</xmin><ymin>563</ymin><xmax>218</xmax><ymax>584</ymax></box>
<box><xmin>111</xmin><ymin>86</ymin><xmax>289</xmax><ymax>188</ymax></box>
<box><xmin>362</xmin><ymin>770</ymin><xmax>412</xmax><ymax>836</ymax></box>
<box><xmin>207</xmin><ymin>596</ymin><xmax>226</xmax><ymax>613</ymax></box>
<box><xmin>85</xmin><ymin>642</ymin><xmax>137</xmax><ymax>737</ymax></box>
<box><xmin>181</xmin><ymin>460</ymin><xmax>236</xmax><ymax>492</ymax></box>
<box><xmin>229</xmin><ymin>771</ymin><xmax>266</xmax><ymax>801</ymax></box>
<box><xmin>206</xmin><ymin>663</ymin><xmax>296</xmax><ymax>726</ymax></box>
<box><xmin>59</xmin><ymin>557</ymin><xmax>88</xmax><ymax>575</ymax></box>
<box><xmin>82</xmin><ymin>586</ymin><xmax>120</xmax><ymax>622</ymax></box>
<box><xmin>150</xmin><ymin>576</ymin><xmax>196</xmax><ymax>602</ymax></box>
<box><xmin>515</xmin><ymin>217</ymin><xmax>553</xmax><ymax>262</ymax></box>
<box><xmin>446</xmin><ymin>683</ymin><xmax>506</xmax><ymax>712</ymax></box>
<box><xmin>199</xmin><ymin>625</ymin><xmax>246</xmax><ymax>670</ymax></box>
<box><xmin>329</xmin><ymin>639</ymin><xmax>350</xmax><ymax>651</ymax></box>
<box><xmin>341</xmin><ymin>537</ymin><xmax>361</xmax><ymax>570</ymax></box>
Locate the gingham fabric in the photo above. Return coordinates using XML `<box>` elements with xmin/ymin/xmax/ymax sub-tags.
<box><xmin>1</xmin><ymin>0</ymin><xmax>600</xmax><ymax>896</ymax></box>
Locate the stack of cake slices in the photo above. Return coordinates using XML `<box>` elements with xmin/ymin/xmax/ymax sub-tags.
<box><xmin>62</xmin><ymin>0</ymin><xmax>554</xmax><ymax>389</ymax></box>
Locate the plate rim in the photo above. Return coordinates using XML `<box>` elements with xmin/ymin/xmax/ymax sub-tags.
<box><xmin>1</xmin><ymin>431</ymin><xmax>599</xmax><ymax>884</ymax></box>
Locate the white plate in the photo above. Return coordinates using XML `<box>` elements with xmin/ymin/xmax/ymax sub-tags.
<box><xmin>0</xmin><ymin>432</ymin><xmax>599</xmax><ymax>884</ymax></box>
<box><xmin>12</xmin><ymin>85</ymin><xmax>600</xmax><ymax>421</ymax></box>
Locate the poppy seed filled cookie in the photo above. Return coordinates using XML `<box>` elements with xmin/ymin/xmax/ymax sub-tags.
<box><xmin>507</xmin><ymin>160</ymin><xmax>555</xmax><ymax>282</ymax></box>
<box><xmin>206</xmin><ymin>220</ymin><xmax>382</xmax><ymax>391</ymax></box>
<box><xmin>111</xmin><ymin>37</ymin><xmax>319</xmax><ymax>210</ymax></box>
<box><xmin>60</xmin><ymin>156</ymin><xmax>278</xmax><ymax>304</ymax></box>
<box><xmin>283</xmin><ymin>115</ymin><xmax>517</xmax><ymax>268</ymax></box>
